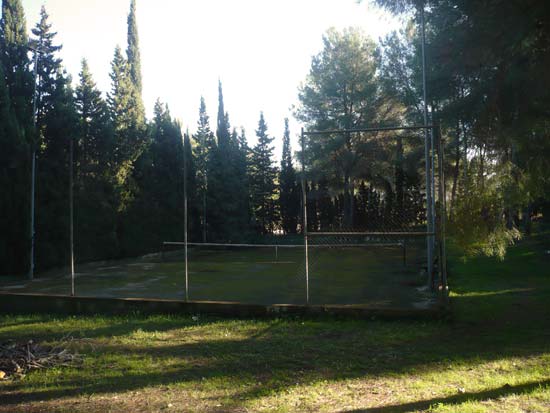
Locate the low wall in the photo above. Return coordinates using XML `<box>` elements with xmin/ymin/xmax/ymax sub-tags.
<box><xmin>0</xmin><ymin>292</ymin><xmax>447</xmax><ymax>320</ymax></box>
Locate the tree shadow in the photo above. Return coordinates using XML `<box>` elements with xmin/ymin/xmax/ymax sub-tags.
<box><xmin>0</xmin><ymin>313</ymin><xmax>224</xmax><ymax>343</ymax></box>
<box><xmin>340</xmin><ymin>380</ymin><xmax>550</xmax><ymax>413</ymax></box>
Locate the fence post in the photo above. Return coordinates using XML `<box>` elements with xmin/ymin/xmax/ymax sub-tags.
<box><xmin>301</xmin><ymin>128</ymin><xmax>310</xmax><ymax>305</ymax></box>
<box><xmin>436</xmin><ymin>123</ymin><xmax>448</xmax><ymax>294</ymax></box>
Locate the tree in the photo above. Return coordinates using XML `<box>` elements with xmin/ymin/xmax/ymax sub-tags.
<box><xmin>125</xmin><ymin>0</ymin><xmax>144</xmax><ymax>122</ymax></box>
<box><xmin>279</xmin><ymin>118</ymin><xmax>299</xmax><ymax>234</ymax></box>
<box><xmin>206</xmin><ymin>81</ymin><xmax>250</xmax><ymax>241</ymax></box>
<box><xmin>216</xmin><ymin>79</ymin><xmax>230</xmax><ymax>149</ymax></box>
<box><xmin>250</xmin><ymin>112</ymin><xmax>278</xmax><ymax>234</ymax></box>
<box><xmin>296</xmin><ymin>27</ymin><xmax>394</xmax><ymax>228</ymax></box>
<box><xmin>0</xmin><ymin>0</ymin><xmax>32</xmax><ymax>275</ymax></box>
<box><xmin>107</xmin><ymin>44</ymin><xmax>146</xmax><ymax>219</ymax></box>
<box><xmin>27</xmin><ymin>6</ymin><xmax>79</xmax><ymax>270</ymax></box>
<box><xmin>75</xmin><ymin>59</ymin><xmax>112</xmax><ymax>171</ymax></box>
<box><xmin>126</xmin><ymin>0</ymin><xmax>141</xmax><ymax>94</ymax></box>
<box><xmin>74</xmin><ymin>59</ymin><xmax>117</xmax><ymax>261</ymax></box>
<box><xmin>192</xmin><ymin>97</ymin><xmax>215</xmax><ymax>242</ymax></box>
<box><xmin>0</xmin><ymin>52</ymin><xmax>25</xmax><ymax>274</ymax></box>
<box><xmin>375</xmin><ymin>0</ymin><xmax>550</xmax><ymax>256</ymax></box>
<box><xmin>31</xmin><ymin>6</ymin><xmax>62</xmax><ymax>124</ymax></box>
<box><xmin>0</xmin><ymin>0</ymin><xmax>33</xmax><ymax>139</ymax></box>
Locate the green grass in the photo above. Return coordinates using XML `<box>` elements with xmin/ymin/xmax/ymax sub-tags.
<box><xmin>0</xmin><ymin>243</ymin><xmax>430</xmax><ymax>307</ymax></box>
<box><xmin>0</xmin><ymin>231</ymin><xmax>549</xmax><ymax>412</ymax></box>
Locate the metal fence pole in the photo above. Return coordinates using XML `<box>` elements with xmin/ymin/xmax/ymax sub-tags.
<box><xmin>69</xmin><ymin>136</ymin><xmax>75</xmax><ymax>296</ymax></box>
<box><xmin>431</xmin><ymin>126</ymin><xmax>437</xmax><ymax>286</ymax></box>
<box><xmin>436</xmin><ymin>124</ymin><xmax>448</xmax><ymax>293</ymax></box>
<box><xmin>420</xmin><ymin>3</ymin><xmax>434</xmax><ymax>288</ymax></box>
<box><xmin>28</xmin><ymin>50</ymin><xmax>40</xmax><ymax>281</ymax></box>
<box><xmin>184</xmin><ymin>131</ymin><xmax>189</xmax><ymax>302</ymax></box>
<box><xmin>301</xmin><ymin>128</ymin><xmax>310</xmax><ymax>304</ymax></box>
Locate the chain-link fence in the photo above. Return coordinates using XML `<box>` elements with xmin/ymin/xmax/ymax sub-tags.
<box><xmin>0</xmin><ymin>124</ymin><xmax>446</xmax><ymax>308</ymax></box>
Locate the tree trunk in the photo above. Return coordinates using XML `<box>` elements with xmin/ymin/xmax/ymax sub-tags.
<box><xmin>343</xmin><ymin>173</ymin><xmax>352</xmax><ymax>228</ymax></box>
<box><xmin>202</xmin><ymin>191</ymin><xmax>207</xmax><ymax>243</ymax></box>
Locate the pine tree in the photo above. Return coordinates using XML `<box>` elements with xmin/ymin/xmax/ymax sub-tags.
<box><xmin>279</xmin><ymin>118</ymin><xmax>299</xmax><ymax>234</ymax></box>
<box><xmin>250</xmin><ymin>113</ymin><xmax>279</xmax><ymax>234</ymax></box>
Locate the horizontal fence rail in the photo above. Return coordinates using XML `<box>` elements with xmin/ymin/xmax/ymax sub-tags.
<box><xmin>302</xmin><ymin>124</ymin><xmax>434</xmax><ymax>136</ymax></box>
<box><xmin>307</xmin><ymin>232</ymin><xmax>435</xmax><ymax>237</ymax></box>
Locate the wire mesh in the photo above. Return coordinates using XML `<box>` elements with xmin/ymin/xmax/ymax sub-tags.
<box><xmin>300</xmin><ymin>126</ymin><xmax>438</xmax><ymax>306</ymax></box>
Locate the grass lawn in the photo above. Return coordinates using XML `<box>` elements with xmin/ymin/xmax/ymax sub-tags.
<box><xmin>0</xmin><ymin>242</ymin><xmax>430</xmax><ymax>307</ymax></box>
<box><xmin>0</xmin><ymin>231</ymin><xmax>549</xmax><ymax>412</ymax></box>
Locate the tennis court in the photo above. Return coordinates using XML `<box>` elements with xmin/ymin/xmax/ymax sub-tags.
<box><xmin>0</xmin><ymin>241</ymin><xmax>437</xmax><ymax>309</ymax></box>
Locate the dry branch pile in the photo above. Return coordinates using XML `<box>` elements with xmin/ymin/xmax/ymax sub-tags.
<box><xmin>0</xmin><ymin>339</ymin><xmax>82</xmax><ymax>379</ymax></box>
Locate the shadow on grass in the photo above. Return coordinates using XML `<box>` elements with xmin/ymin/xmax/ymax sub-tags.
<box><xmin>0</xmin><ymin>309</ymin><xmax>549</xmax><ymax>408</ymax></box>
<box><xmin>342</xmin><ymin>379</ymin><xmax>550</xmax><ymax>413</ymax></box>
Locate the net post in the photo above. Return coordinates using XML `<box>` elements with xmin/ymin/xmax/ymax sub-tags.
<box><xmin>184</xmin><ymin>130</ymin><xmax>189</xmax><ymax>302</ymax></box>
<box><xmin>402</xmin><ymin>238</ymin><xmax>407</xmax><ymax>267</ymax></box>
<box><xmin>301</xmin><ymin>127</ymin><xmax>309</xmax><ymax>305</ymax></box>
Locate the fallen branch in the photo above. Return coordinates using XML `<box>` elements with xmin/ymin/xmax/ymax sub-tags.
<box><xmin>0</xmin><ymin>338</ymin><xmax>83</xmax><ymax>379</ymax></box>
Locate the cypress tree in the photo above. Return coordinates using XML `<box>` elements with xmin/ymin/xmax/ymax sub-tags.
<box><xmin>0</xmin><ymin>55</ymin><xmax>25</xmax><ymax>274</ymax></box>
<box><xmin>75</xmin><ymin>59</ymin><xmax>117</xmax><ymax>261</ymax></box>
<box><xmin>31</xmin><ymin>6</ymin><xmax>62</xmax><ymax>124</ymax></box>
<box><xmin>216</xmin><ymin>79</ymin><xmax>230</xmax><ymax>148</ymax></box>
<box><xmin>192</xmin><ymin>97</ymin><xmax>215</xmax><ymax>242</ymax></box>
<box><xmin>36</xmin><ymin>73</ymin><xmax>79</xmax><ymax>270</ymax></box>
<box><xmin>0</xmin><ymin>0</ymin><xmax>32</xmax><ymax>137</ymax></box>
<box><xmin>250</xmin><ymin>113</ymin><xmax>279</xmax><ymax>234</ymax></box>
<box><xmin>125</xmin><ymin>0</ymin><xmax>144</xmax><ymax>124</ymax></box>
<box><xmin>75</xmin><ymin>59</ymin><xmax>112</xmax><ymax>170</ymax></box>
<box><xmin>206</xmin><ymin>81</ymin><xmax>249</xmax><ymax>241</ymax></box>
<box><xmin>0</xmin><ymin>0</ymin><xmax>33</xmax><ymax>275</ymax></box>
<box><xmin>279</xmin><ymin>118</ymin><xmax>299</xmax><ymax>234</ymax></box>
<box><xmin>126</xmin><ymin>0</ymin><xmax>142</xmax><ymax>94</ymax></box>
<box><xmin>183</xmin><ymin>129</ymin><xmax>200</xmax><ymax>241</ymax></box>
<box><xmin>230</xmin><ymin>126</ymin><xmax>251</xmax><ymax>233</ymax></box>
<box><xmin>29</xmin><ymin>6</ymin><xmax>80</xmax><ymax>270</ymax></box>
<box><xmin>108</xmin><ymin>46</ymin><xmax>131</xmax><ymax>146</ymax></box>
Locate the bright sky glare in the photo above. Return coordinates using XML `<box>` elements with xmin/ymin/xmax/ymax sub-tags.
<box><xmin>21</xmin><ymin>0</ymin><xmax>401</xmax><ymax>151</ymax></box>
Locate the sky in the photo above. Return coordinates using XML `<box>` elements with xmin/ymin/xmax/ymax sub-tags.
<box><xmin>20</xmin><ymin>0</ymin><xmax>402</xmax><ymax>152</ymax></box>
